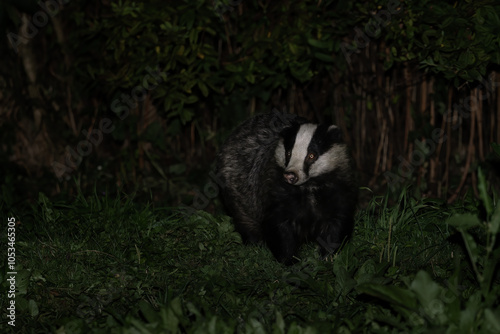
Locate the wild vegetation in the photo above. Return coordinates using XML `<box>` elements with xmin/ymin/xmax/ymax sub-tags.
<box><xmin>1</xmin><ymin>0</ymin><xmax>499</xmax><ymax>203</ymax></box>
<box><xmin>1</xmin><ymin>176</ymin><xmax>499</xmax><ymax>332</ymax></box>
<box><xmin>1</xmin><ymin>0</ymin><xmax>500</xmax><ymax>332</ymax></box>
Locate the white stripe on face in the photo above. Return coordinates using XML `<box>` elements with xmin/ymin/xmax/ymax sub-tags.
<box><xmin>286</xmin><ymin>124</ymin><xmax>317</xmax><ymax>185</ymax></box>
<box><xmin>309</xmin><ymin>143</ymin><xmax>348</xmax><ymax>178</ymax></box>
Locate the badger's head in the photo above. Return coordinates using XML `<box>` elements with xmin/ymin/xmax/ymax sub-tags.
<box><xmin>275</xmin><ymin>122</ymin><xmax>349</xmax><ymax>186</ymax></box>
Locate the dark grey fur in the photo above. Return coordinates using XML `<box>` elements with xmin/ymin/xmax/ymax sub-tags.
<box><xmin>216</xmin><ymin>112</ymin><xmax>303</xmax><ymax>241</ymax></box>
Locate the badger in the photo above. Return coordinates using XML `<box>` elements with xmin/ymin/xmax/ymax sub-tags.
<box><xmin>216</xmin><ymin>111</ymin><xmax>357</xmax><ymax>265</ymax></box>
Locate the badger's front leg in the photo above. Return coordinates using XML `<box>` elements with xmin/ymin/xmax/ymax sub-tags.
<box><xmin>231</xmin><ymin>215</ymin><xmax>262</xmax><ymax>244</ymax></box>
<box><xmin>262</xmin><ymin>214</ymin><xmax>299</xmax><ymax>265</ymax></box>
<box><xmin>315</xmin><ymin>216</ymin><xmax>354</xmax><ymax>259</ymax></box>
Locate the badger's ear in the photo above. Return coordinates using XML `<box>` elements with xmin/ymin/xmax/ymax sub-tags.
<box><xmin>327</xmin><ymin>124</ymin><xmax>343</xmax><ymax>142</ymax></box>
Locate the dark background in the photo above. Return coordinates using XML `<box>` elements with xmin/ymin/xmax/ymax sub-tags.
<box><xmin>1</xmin><ymin>0</ymin><xmax>500</xmax><ymax>209</ymax></box>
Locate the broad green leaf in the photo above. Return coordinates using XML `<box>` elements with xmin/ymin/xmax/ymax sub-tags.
<box><xmin>458</xmin><ymin>50</ymin><xmax>475</xmax><ymax>67</ymax></box>
<box><xmin>184</xmin><ymin>95</ymin><xmax>199</xmax><ymax>104</ymax></box>
<box><xmin>484</xmin><ymin>308</ymin><xmax>500</xmax><ymax>331</ymax></box>
<box><xmin>288</xmin><ymin>43</ymin><xmax>301</xmax><ymax>55</ymax></box>
<box><xmin>447</xmin><ymin>214</ymin><xmax>481</xmax><ymax>229</ymax></box>
<box><xmin>440</xmin><ymin>17</ymin><xmax>455</xmax><ymax>29</ymax></box>
<box><xmin>460</xmin><ymin>291</ymin><xmax>482</xmax><ymax>332</ymax></box>
<box><xmin>245</xmin><ymin>73</ymin><xmax>255</xmax><ymax>84</ymax></box>
<box><xmin>139</xmin><ymin>300</ymin><xmax>160</xmax><ymax>323</ymax></box>
<box><xmin>29</xmin><ymin>299</ymin><xmax>39</xmax><ymax>317</ymax></box>
<box><xmin>357</xmin><ymin>283</ymin><xmax>418</xmax><ymax>311</ymax></box>
<box><xmin>186</xmin><ymin>302</ymin><xmax>202</xmax><ymax>319</ymax></box>
<box><xmin>198</xmin><ymin>80</ymin><xmax>209</xmax><ymax>97</ymax></box>
<box><xmin>274</xmin><ymin>312</ymin><xmax>285</xmax><ymax>333</ymax></box>
<box><xmin>188</xmin><ymin>26</ymin><xmax>198</xmax><ymax>44</ymax></box>
<box><xmin>164</xmin><ymin>298</ymin><xmax>181</xmax><ymax>332</ymax></box>
<box><xmin>307</xmin><ymin>38</ymin><xmax>333</xmax><ymax>50</ymax></box>
<box><xmin>132</xmin><ymin>318</ymin><xmax>156</xmax><ymax>333</ymax></box>
<box><xmin>180</xmin><ymin>109</ymin><xmax>194</xmax><ymax>123</ymax></box>
<box><xmin>355</xmin><ymin>259</ymin><xmax>376</xmax><ymax>284</ymax></box>
<box><xmin>169</xmin><ymin>163</ymin><xmax>186</xmax><ymax>175</ymax></box>
<box><xmin>16</xmin><ymin>269</ymin><xmax>31</xmax><ymax>295</ymax></box>
<box><xmin>409</xmin><ymin>271</ymin><xmax>442</xmax><ymax>308</ymax></box>
<box><xmin>177</xmin><ymin>45</ymin><xmax>185</xmax><ymax>56</ymax></box>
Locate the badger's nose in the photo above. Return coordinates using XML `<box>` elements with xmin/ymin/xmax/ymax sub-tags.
<box><xmin>284</xmin><ymin>172</ymin><xmax>298</xmax><ymax>185</ymax></box>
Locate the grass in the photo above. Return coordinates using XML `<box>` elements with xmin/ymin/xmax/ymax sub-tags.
<box><xmin>1</xmin><ymin>178</ymin><xmax>499</xmax><ymax>333</ymax></box>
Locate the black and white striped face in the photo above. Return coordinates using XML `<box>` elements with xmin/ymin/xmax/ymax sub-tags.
<box><xmin>275</xmin><ymin>123</ymin><xmax>348</xmax><ymax>185</ymax></box>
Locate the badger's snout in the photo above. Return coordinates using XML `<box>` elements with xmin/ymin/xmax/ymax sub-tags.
<box><xmin>284</xmin><ymin>172</ymin><xmax>298</xmax><ymax>184</ymax></box>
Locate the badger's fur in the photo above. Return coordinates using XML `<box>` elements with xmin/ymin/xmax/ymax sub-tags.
<box><xmin>216</xmin><ymin>111</ymin><xmax>357</xmax><ymax>265</ymax></box>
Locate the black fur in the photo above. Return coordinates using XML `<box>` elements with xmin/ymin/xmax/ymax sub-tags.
<box><xmin>261</xmin><ymin>154</ymin><xmax>356</xmax><ymax>264</ymax></box>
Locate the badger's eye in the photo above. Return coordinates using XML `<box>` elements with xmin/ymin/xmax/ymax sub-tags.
<box><xmin>286</xmin><ymin>151</ymin><xmax>291</xmax><ymax>157</ymax></box>
<box><xmin>308</xmin><ymin>153</ymin><xmax>315</xmax><ymax>160</ymax></box>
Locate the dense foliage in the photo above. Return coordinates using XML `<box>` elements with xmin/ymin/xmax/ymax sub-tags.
<box><xmin>1</xmin><ymin>1</ymin><xmax>500</xmax><ymax>332</ymax></box>
<box><xmin>1</xmin><ymin>0</ymin><xmax>500</xmax><ymax>203</ymax></box>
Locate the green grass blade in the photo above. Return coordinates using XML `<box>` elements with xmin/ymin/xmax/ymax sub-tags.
<box><xmin>490</xmin><ymin>201</ymin><xmax>500</xmax><ymax>235</ymax></box>
<box><xmin>478</xmin><ymin>167</ymin><xmax>493</xmax><ymax>217</ymax></box>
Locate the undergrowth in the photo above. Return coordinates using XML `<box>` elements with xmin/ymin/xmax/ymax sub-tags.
<box><xmin>1</xmin><ymin>174</ymin><xmax>499</xmax><ymax>333</ymax></box>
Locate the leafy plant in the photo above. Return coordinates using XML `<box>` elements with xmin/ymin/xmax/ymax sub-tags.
<box><xmin>357</xmin><ymin>168</ymin><xmax>500</xmax><ymax>333</ymax></box>
<box><xmin>2</xmin><ymin>181</ymin><xmax>500</xmax><ymax>333</ymax></box>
